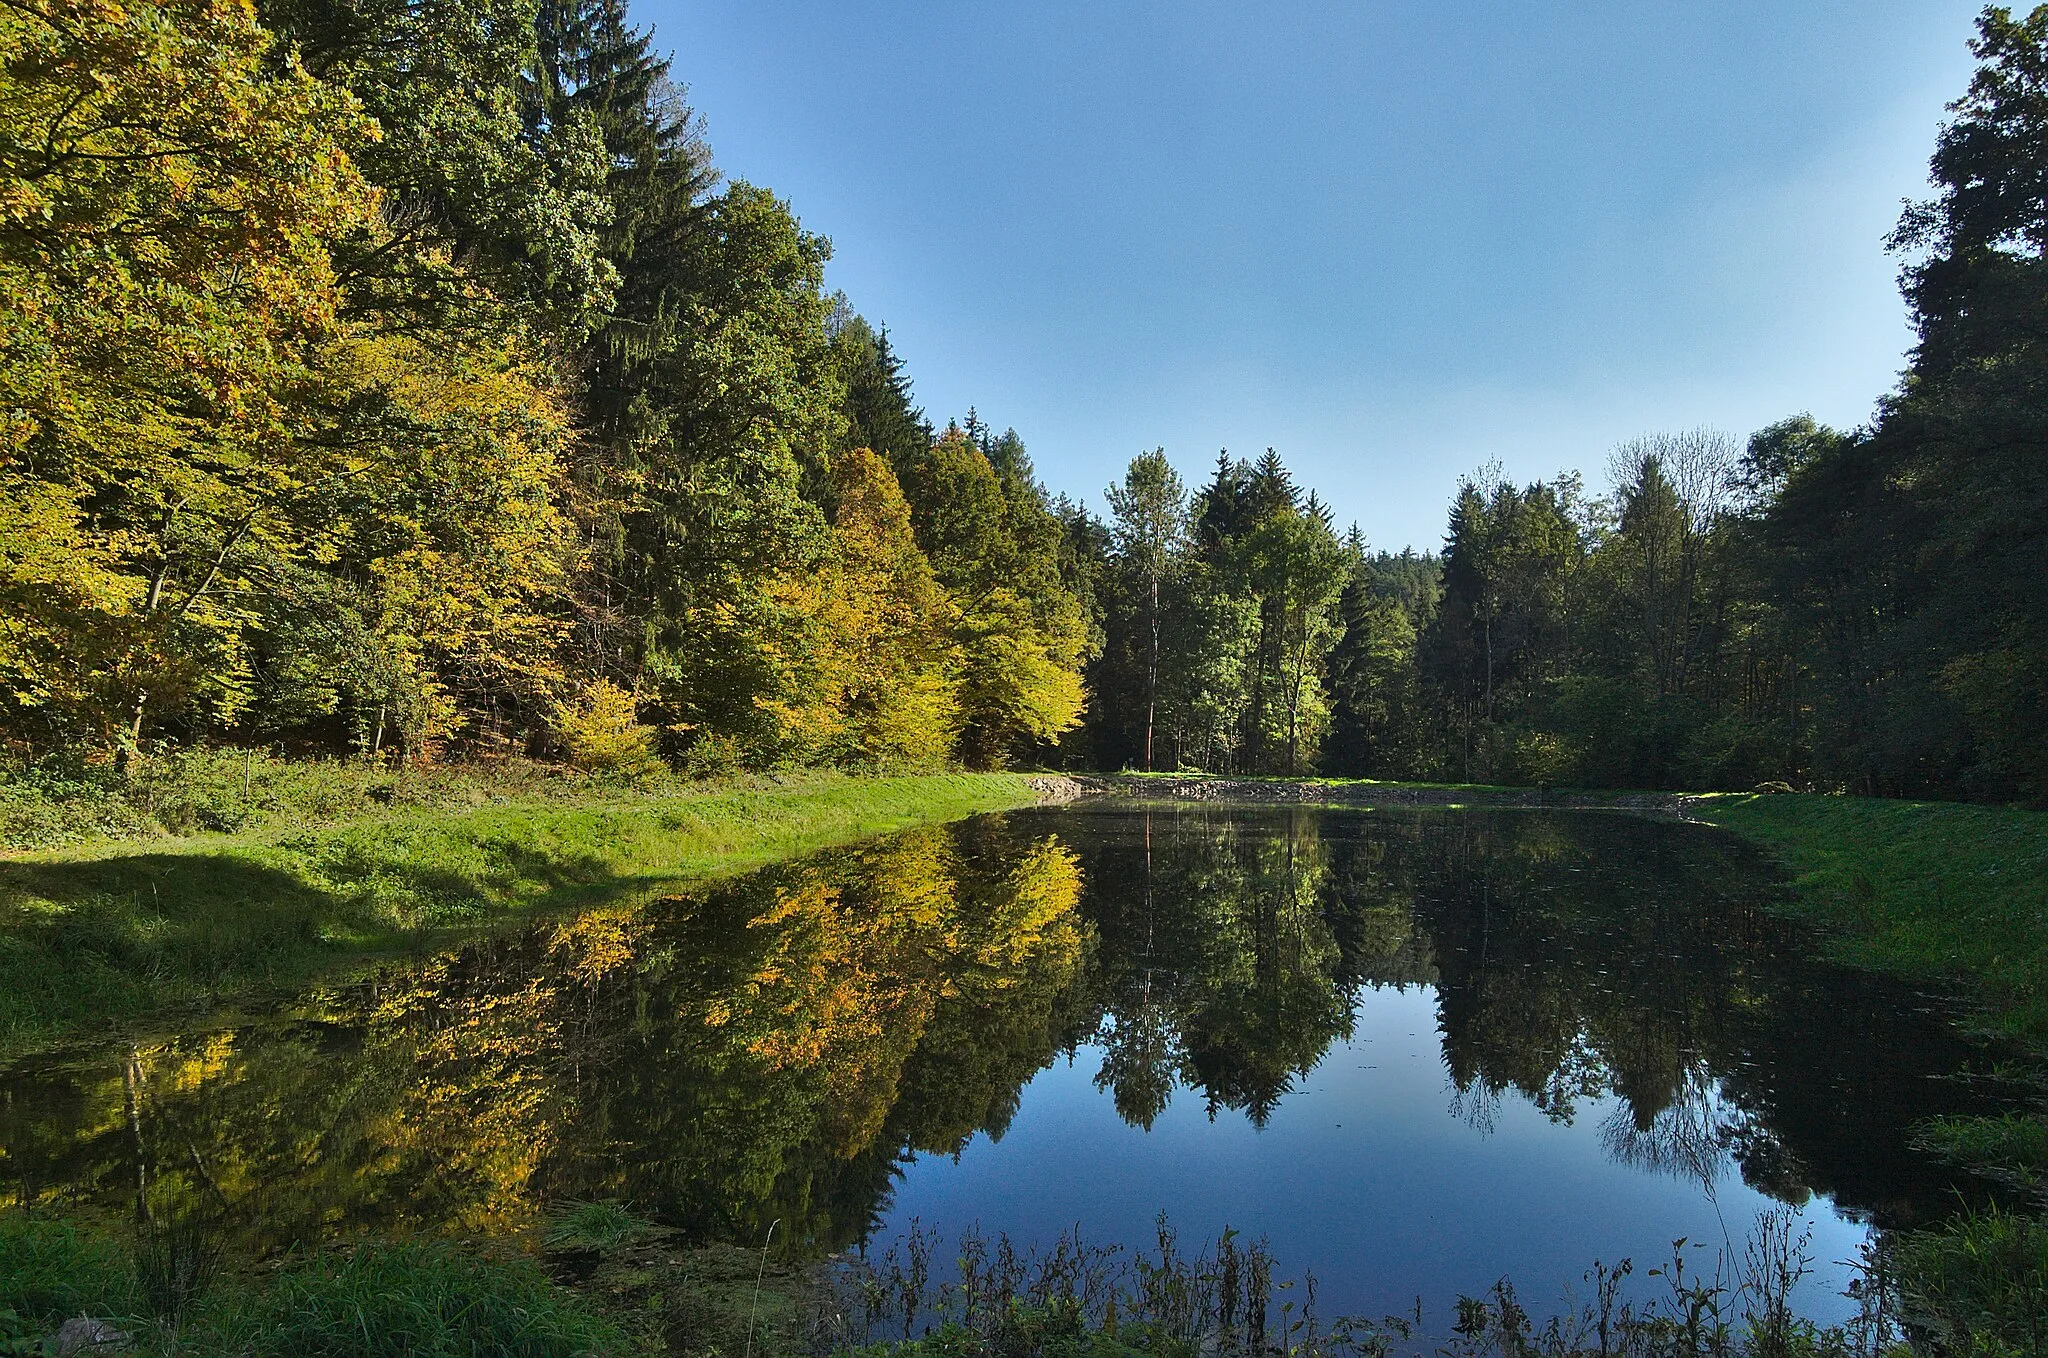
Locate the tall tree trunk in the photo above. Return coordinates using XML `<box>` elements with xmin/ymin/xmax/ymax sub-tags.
<box><xmin>1145</xmin><ymin>571</ymin><xmax>1159</xmax><ymax>772</ymax></box>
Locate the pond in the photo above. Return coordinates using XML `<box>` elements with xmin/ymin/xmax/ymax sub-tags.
<box><xmin>0</xmin><ymin>802</ymin><xmax>2027</xmax><ymax>1330</ymax></box>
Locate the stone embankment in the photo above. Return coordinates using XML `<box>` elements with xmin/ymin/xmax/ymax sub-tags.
<box><xmin>1060</xmin><ymin>774</ymin><xmax>1702</xmax><ymax>816</ymax></box>
<box><xmin>1021</xmin><ymin>774</ymin><xmax>1094</xmax><ymax>803</ymax></box>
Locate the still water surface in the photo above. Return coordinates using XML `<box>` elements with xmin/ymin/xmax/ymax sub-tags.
<box><xmin>0</xmin><ymin>803</ymin><xmax>2024</xmax><ymax>1324</ymax></box>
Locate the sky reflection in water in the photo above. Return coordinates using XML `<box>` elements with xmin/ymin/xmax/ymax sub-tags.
<box><xmin>884</xmin><ymin>985</ymin><xmax>1871</xmax><ymax>1325</ymax></box>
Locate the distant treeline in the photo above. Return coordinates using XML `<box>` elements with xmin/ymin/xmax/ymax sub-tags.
<box><xmin>4</xmin><ymin>1</ymin><xmax>2045</xmax><ymax>802</ymax></box>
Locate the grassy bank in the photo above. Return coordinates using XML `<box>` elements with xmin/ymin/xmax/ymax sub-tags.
<box><xmin>0</xmin><ymin>1217</ymin><xmax>629</xmax><ymax>1356</ymax></box>
<box><xmin>1689</xmin><ymin>794</ymin><xmax>2048</xmax><ymax>1356</ymax></box>
<box><xmin>1</xmin><ymin>748</ymin><xmax>884</xmax><ymax>854</ymax></box>
<box><xmin>0</xmin><ymin>768</ymin><xmax>1052</xmax><ymax>1054</ymax></box>
<box><xmin>1692</xmin><ymin>793</ymin><xmax>2048</xmax><ymax>1050</ymax></box>
<box><xmin>0</xmin><ymin>1207</ymin><xmax>1922</xmax><ymax>1358</ymax></box>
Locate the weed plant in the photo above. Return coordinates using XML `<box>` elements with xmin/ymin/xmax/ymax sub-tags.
<box><xmin>828</xmin><ymin>1213</ymin><xmax>1908</xmax><ymax>1358</ymax></box>
<box><xmin>1887</xmin><ymin>1206</ymin><xmax>2048</xmax><ymax>1358</ymax></box>
<box><xmin>211</xmin><ymin>1241</ymin><xmax>626</xmax><ymax>1356</ymax></box>
<box><xmin>0</xmin><ymin>1218</ymin><xmax>135</xmax><ymax>1338</ymax></box>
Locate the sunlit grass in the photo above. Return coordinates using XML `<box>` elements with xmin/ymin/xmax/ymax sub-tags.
<box><xmin>0</xmin><ymin>771</ymin><xmax>1049</xmax><ymax>1054</ymax></box>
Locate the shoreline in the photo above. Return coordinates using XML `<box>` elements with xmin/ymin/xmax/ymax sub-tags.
<box><xmin>0</xmin><ymin>771</ymin><xmax>1071</xmax><ymax>1056</ymax></box>
<box><xmin>1075</xmin><ymin>772</ymin><xmax>2048</xmax><ymax>1050</ymax></box>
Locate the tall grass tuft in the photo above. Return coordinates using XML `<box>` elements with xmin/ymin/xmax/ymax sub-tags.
<box><xmin>134</xmin><ymin>1205</ymin><xmax>223</xmax><ymax>1327</ymax></box>
<box><xmin>214</xmin><ymin>1240</ymin><xmax>625</xmax><ymax>1357</ymax></box>
<box><xmin>544</xmin><ymin>1200</ymin><xmax>643</xmax><ymax>1254</ymax></box>
<box><xmin>1891</xmin><ymin>1204</ymin><xmax>2048</xmax><ymax>1358</ymax></box>
<box><xmin>0</xmin><ymin>1217</ymin><xmax>135</xmax><ymax>1328</ymax></box>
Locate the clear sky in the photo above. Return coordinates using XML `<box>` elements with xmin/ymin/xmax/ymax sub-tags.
<box><xmin>644</xmin><ymin>1</ymin><xmax>1982</xmax><ymax>552</ymax></box>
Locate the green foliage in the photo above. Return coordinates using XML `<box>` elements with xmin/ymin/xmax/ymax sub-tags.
<box><xmin>0</xmin><ymin>749</ymin><xmax>617</xmax><ymax>852</ymax></box>
<box><xmin>0</xmin><ymin>1216</ymin><xmax>620</xmax><ymax>1356</ymax></box>
<box><xmin>755</xmin><ymin>449</ymin><xmax>963</xmax><ymax>768</ymax></box>
<box><xmin>831</xmin><ymin>314</ymin><xmax>936</xmax><ymax>470</ymax></box>
<box><xmin>0</xmin><ymin>0</ymin><xmax>1091</xmax><ymax>786</ymax></box>
<box><xmin>1079</xmin><ymin>451</ymin><xmax>1351</xmax><ymax>775</ymax></box>
<box><xmin>0</xmin><ymin>1219</ymin><xmax>135</xmax><ymax>1328</ymax></box>
<box><xmin>544</xmin><ymin>1201</ymin><xmax>644</xmax><ymax>1253</ymax></box>
<box><xmin>898</xmin><ymin>426</ymin><xmax>1089</xmax><ymax>768</ymax></box>
<box><xmin>1915</xmin><ymin>1113</ymin><xmax>2048</xmax><ymax>1194</ymax></box>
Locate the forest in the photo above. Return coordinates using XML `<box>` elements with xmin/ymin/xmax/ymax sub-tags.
<box><xmin>4</xmin><ymin>0</ymin><xmax>2046</xmax><ymax>805</ymax></box>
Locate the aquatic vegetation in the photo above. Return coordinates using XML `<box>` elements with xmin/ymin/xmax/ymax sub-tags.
<box><xmin>832</xmin><ymin>1214</ymin><xmax>1909</xmax><ymax>1358</ymax></box>
<box><xmin>547</xmin><ymin>1200</ymin><xmax>647</xmax><ymax>1254</ymax></box>
<box><xmin>1888</xmin><ymin>1207</ymin><xmax>2048</xmax><ymax>1358</ymax></box>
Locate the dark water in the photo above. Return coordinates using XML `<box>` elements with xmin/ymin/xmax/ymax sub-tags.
<box><xmin>0</xmin><ymin>804</ymin><xmax>2026</xmax><ymax>1323</ymax></box>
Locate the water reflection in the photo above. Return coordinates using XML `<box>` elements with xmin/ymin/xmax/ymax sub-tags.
<box><xmin>1066</xmin><ymin>805</ymin><xmax>2017</xmax><ymax>1230</ymax></box>
<box><xmin>0</xmin><ymin>804</ymin><xmax>2024</xmax><ymax>1271</ymax></box>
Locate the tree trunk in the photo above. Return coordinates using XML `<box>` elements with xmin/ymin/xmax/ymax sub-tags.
<box><xmin>1145</xmin><ymin>572</ymin><xmax>1159</xmax><ymax>772</ymax></box>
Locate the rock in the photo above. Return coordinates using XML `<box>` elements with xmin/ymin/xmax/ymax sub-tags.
<box><xmin>1023</xmin><ymin>775</ymin><xmax>1091</xmax><ymax>803</ymax></box>
<box><xmin>54</xmin><ymin>1317</ymin><xmax>131</xmax><ymax>1355</ymax></box>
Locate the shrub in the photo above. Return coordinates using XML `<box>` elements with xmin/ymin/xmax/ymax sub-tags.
<box><xmin>553</xmin><ymin>683</ymin><xmax>664</xmax><ymax>778</ymax></box>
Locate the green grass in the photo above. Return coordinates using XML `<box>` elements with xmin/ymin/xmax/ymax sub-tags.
<box><xmin>0</xmin><ymin>1218</ymin><xmax>137</xmax><ymax>1334</ymax></box>
<box><xmin>219</xmin><ymin>1241</ymin><xmax>626</xmax><ymax>1356</ymax></box>
<box><xmin>1887</xmin><ymin>1206</ymin><xmax>2048</xmax><ymax>1358</ymax></box>
<box><xmin>0</xmin><ymin>1217</ymin><xmax>629</xmax><ymax>1356</ymax></box>
<box><xmin>1915</xmin><ymin>1113</ymin><xmax>2048</xmax><ymax>1195</ymax></box>
<box><xmin>1664</xmin><ymin>792</ymin><xmax>2048</xmax><ymax>1356</ymax></box>
<box><xmin>1692</xmin><ymin>793</ymin><xmax>2048</xmax><ymax>1047</ymax></box>
<box><xmin>0</xmin><ymin>748</ymin><xmax>950</xmax><ymax>855</ymax></box>
<box><xmin>0</xmin><ymin>770</ymin><xmax>1050</xmax><ymax>1054</ymax></box>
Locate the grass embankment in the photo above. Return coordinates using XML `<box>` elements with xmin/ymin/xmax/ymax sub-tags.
<box><xmin>1691</xmin><ymin>794</ymin><xmax>2048</xmax><ymax>1050</ymax></box>
<box><xmin>1691</xmin><ymin>794</ymin><xmax>2048</xmax><ymax>1357</ymax></box>
<box><xmin>1</xmin><ymin>1217</ymin><xmax>627</xmax><ymax>1356</ymax></box>
<box><xmin>0</xmin><ymin>761</ymin><xmax>1051</xmax><ymax>1054</ymax></box>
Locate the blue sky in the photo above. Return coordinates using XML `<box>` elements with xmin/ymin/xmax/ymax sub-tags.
<box><xmin>646</xmin><ymin>1</ymin><xmax>1981</xmax><ymax>552</ymax></box>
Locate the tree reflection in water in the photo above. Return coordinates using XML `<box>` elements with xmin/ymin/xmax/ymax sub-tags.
<box><xmin>0</xmin><ymin>804</ymin><xmax>2025</xmax><ymax>1263</ymax></box>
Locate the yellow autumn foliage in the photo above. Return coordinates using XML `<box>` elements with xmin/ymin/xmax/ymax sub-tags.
<box><xmin>757</xmin><ymin>449</ymin><xmax>961</xmax><ymax>766</ymax></box>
